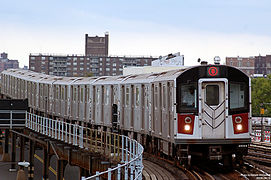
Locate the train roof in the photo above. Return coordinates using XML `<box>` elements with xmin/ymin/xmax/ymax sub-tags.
<box><xmin>1</xmin><ymin>65</ymin><xmax>249</xmax><ymax>86</ymax></box>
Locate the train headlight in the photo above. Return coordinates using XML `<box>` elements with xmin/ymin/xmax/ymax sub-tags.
<box><xmin>184</xmin><ymin>124</ymin><xmax>190</xmax><ymax>131</ymax></box>
<box><xmin>237</xmin><ymin>124</ymin><xmax>242</xmax><ymax>131</ymax></box>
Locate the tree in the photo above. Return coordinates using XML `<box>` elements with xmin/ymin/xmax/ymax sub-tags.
<box><xmin>251</xmin><ymin>75</ymin><xmax>271</xmax><ymax>116</ymax></box>
<box><xmin>84</xmin><ymin>72</ymin><xmax>93</xmax><ymax>77</ymax></box>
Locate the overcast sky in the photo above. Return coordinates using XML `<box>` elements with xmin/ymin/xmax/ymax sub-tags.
<box><xmin>1</xmin><ymin>0</ymin><xmax>271</xmax><ymax>67</ymax></box>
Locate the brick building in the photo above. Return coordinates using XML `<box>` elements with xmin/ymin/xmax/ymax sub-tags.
<box><xmin>226</xmin><ymin>55</ymin><xmax>271</xmax><ymax>76</ymax></box>
<box><xmin>29</xmin><ymin>33</ymin><xmax>156</xmax><ymax>77</ymax></box>
<box><xmin>29</xmin><ymin>54</ymin><xmax>155</xmax><ymax>77</ymax></box>
<box><xmin>0</xmin><ymin>52</ymin><xmax>19</xmax><ymax>72</ymax></box>
<box><xmin>85</xmin><ymin>33</ymin><xmax>109</xmax><ymax>56</ymax></box>
<box><xmin>226</xmin><ymin>56</ymin><xmax>255</xmax><ymax>76</ymax></box>
<box><xmin>254</xmin><ymin>55</ymin><xmax>271</xmax><ymax>75</ymax></box>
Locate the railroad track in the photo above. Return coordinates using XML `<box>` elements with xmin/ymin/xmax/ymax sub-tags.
<box><xmin>143</xmin><ymin>153</ymin><xmax>197</xmax><ymax>180</ymax></box>
<box><xmin>143</xmin><ymin>159</ymin><xmax>176</xmax><ymax>180</ymax></box>
<box><xmin>245</xmin><ymin>142</ymin><xmax>271</xmax><ymax>165</ymax></box>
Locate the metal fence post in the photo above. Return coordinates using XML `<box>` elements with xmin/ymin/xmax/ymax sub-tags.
<box><xmin>55</xmin><ymin>120</ymin><xmax>57</xmax><ymax>139</ymax></box>
<box><xmin>10</xmin><ymin>110</ymin><xmax>12</xmax><ymax>129</ymax></box>
<box><xmin>108</xmin><ymin>168</ymin><xmax>111</xmax><ymax>180</ymax></box>
<box><xmin>65</xmin><ymin>122</ymin><xmax>68</xmax><ymax>143</ymax></box>
<box><xmin>79</xmin><ymin>126</ymin><xmax>83</xmax><ymax>148</ymax></box>
<box><xmin>46</xmin><ymin>118</ymin><xmax>48</xmax><ymax>136</ymax></box>
<box><xmin>117</xmin><ymin>164</ymin><xmax>121</xmax><ymax>180</ymax></box>
<box><xmin>73</xmin><ymin>124</ymin><xmax>76</xmax><ymax>146</ymax></box>
<box><xmin>126</xmin><ymin>137</ymin><xmax>128</xmax><ymax>163</ymax></box>
<box><xmin>69</xmin><ymin>123</ymin><xmax>72</xmax><ymax>144</ymax></box>
<box><xmin>49</xmin><ymin>119</ymin><xmax>51</xmax><ymax>137</ymax></box>
<box><xmin>96</xmin><ymin>171</ymin><xmax>100</xmax><ymax>180</ymax></box>
<box><xmin>58</xmin><ymin>120</ymin><xmax>61</xmax><ymax>140</ymax></box>
<box><xmin>61</xmin><ymin>121</ymin><xmax>64</xmax><ymax>141</ymax></box>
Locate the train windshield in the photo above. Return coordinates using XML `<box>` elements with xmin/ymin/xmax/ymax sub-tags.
<box><xmin>229</xmin><ymin>82</ymin><xmax>247</xmax><ymax>110</ymax></box>
<box><xmin>180</xmin><ymin>83</ymin><xmax>197</xmax><ymax>110</ymax></box>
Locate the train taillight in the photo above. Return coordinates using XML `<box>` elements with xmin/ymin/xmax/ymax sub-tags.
<box><xmin>178</xmin><ymin>114</ymin><xmax>195</xmax><ymax>135</ymax></box>
<box><xmin>232</xmin><ymin>113</ymin><xmax>248</xmax><ymax>134</ymax></box>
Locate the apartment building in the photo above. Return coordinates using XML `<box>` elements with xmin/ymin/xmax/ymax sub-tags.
<box><xmin>226</xmin><ymin>56</ymin><xmax>255</xmax><ymax>76</ymax></box>
<box><xmin>29</xmin><ymin>54</ymin><xmax>155</xmax><ymax>77</ymax></box>
<box><xmin>0</xmin><ymin>52</ymin><xmax>19</xmax><ymax>72</ymax></box>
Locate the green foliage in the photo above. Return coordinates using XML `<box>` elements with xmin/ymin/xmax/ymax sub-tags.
<box><xmin>251</xmin><ymin>75</ymin><xmax>271</xmax><ymax>116</ymax></box>
<box><xmin>84</xmin><ymin>72</ymin><xmax>93</xmax><ymax>77</ymax></box>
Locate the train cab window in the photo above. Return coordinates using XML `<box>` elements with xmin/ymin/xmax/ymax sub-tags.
<box><xmin>229</xmin><ymin>83</ymin><xmax>246</xmax><ymax>109</ymax></box>
<box><xmin>206</xmin><ymin>85</ymin><xmax>219</xmax><ymax>106</ymax></box>
<box><xmin>180</xmin><ymin>84</ymin><xmax>197</xmax><ymax>110</ymax></box>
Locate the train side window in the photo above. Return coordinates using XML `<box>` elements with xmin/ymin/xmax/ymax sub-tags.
<box><xmin>105</xmin><ymin>87</ymin><xmax>109</xmax><ymax>105</ymax></box>
<box><xmin>85</xmin><ymin>86</ymin><xmax>89</xmax><ymax>102</ymax></box>
<box><xmin>180</xmin><ymin>84</ymin><xmax>197</xmax><ymax>109</ymax></box>
<box><xmin>97</xmin><ymin>88</ymin><xmax>100</xmax><ymax>104</ymax></box>
<box><xmin>81</xmin><ymin>87</ymin><xmax>84</xmax><ymax>102</ymax></box>
<box><xmin>155</xmin><ymin>86</ymin><xmax>158</xmax><ymax>108</ymax></box>
<box><xmin>162</xmin><ymin>85</ymin><xmax>166</xmax><ymax>108</ymax></box>
<box><xmin>126</xmin><ymin>87</ymin><xmax>129</xmax><ymax>106</ymax></box>
<box><xmin>206</xmin><ymin>85</ymin><xmax>219</xmax><ymax>106</ymax></box>
<box><xmin>136</xmin><ymin>87</ymin><xmax>139</xmax><ymax>106</ymax></box>
<box><xmin>230</xmin><ymin>83</ymin><xmax>245</xmax><ymax>109</ymax></box>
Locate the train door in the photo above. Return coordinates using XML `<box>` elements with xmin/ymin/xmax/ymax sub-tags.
<box><xmin>199</xmin><ymin>79</ymin><xmax>228</xmax><ymax>139</ymax></box>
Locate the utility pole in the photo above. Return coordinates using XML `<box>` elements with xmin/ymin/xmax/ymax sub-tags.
<box><xmin>260</xmin><ymin>104</ymin><xmax>265</xmax><ymax>142</ymax></box>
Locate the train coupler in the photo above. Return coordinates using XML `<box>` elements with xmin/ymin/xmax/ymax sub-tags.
<box><xmin>209</xmin><ymin>145</ymin><xmax>222</xmax><ymax>160</ymax></box>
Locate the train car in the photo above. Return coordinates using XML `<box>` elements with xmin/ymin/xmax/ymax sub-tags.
<box><xmin>174</xmin><ymin>65</ymin><xmax>250</xmax><ymax>166</ymax></box>
<box><xmin>0</xmin><ymin>64</ymin><xmax>251</xmax><ymax>167</ymax></box>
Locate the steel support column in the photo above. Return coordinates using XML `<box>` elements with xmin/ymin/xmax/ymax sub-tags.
<box><xmin>10</xmin><ymin>132</ymin><xmax>16</xmax><ymax>170</ymax></box>
<box><xmin>28</xmin><ymin>140</ymin><xmax>35</xmax><ymax>180</ymax></box>
<box><xmin>20</xmin><ymin>136</ymin><xmax>25</xmax><ymax>162</ymax></box>
<box><xmin>43</xmin><ymin>142</ymin><xmax>49</xmax><ymax>180</ymax></box>
<box><xmin>1</xmin><ymin>129</ymin><xmax>10</xmax><ymax>161</ymax></box>
<box><xmin>56</xmin><ymin>160</ymin><xmax>66</xmax><ymax>180</ymax></box>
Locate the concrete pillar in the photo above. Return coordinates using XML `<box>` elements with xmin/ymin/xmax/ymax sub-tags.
<box><xmin>10</xmin><ymin>132</ymin><xmax>16</xmax><ymax>171</ymax></box>
<box><xmin>1</xmin><ymin>129</ymin><xmax>10</xmax><ymax>162</ymax></box>
<box><xmin>28</xmin><ymin>140</ymin><xmax>35</xmax><ymax>180</ymax></box>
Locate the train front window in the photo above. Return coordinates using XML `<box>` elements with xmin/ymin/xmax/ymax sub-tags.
<box><xmin>205</xmin><ymin>85</ymin><xmax>219</xmax><ymax>106</ymax></box>
<box><xmin>180</xmin><ymin>84</ymin><xmax>197</xmax><ymax>110</ymax></box>
<box><xmin>230</xmin><ymin>83</ymin><xmax>246</xmax><ymax>109</ymax></box>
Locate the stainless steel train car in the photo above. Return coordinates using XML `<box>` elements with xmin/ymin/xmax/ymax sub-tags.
<box><xmin>1</xmin><ymin>64</ymin><xmax>251</xmax><ymax>166</ymax></box>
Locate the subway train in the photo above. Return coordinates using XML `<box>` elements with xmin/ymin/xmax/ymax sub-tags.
<box><xmin>0</xmin><ymin>64</ymin><xmax>251</xmax><ymax>166</ymax></box>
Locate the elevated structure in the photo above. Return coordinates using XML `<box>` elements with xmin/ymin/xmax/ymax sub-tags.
<box><xmin>0</xmin><ymin>99</ymin><xmax>27</xmax><ymax>128</ymax></box>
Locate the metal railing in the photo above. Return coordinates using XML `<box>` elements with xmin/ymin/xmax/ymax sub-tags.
<box><xmin>0</xmin><ymin>110</ymin><xmax>26</xmax><ymax>128</ymax></box>
<box><xmin>25</xmin><ymin>112</ymin><xmax>144</xmax><ymax>180</ymax></box>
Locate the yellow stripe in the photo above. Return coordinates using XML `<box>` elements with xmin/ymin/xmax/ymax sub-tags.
<box><xmin>1</xmin><ymin>139</ymin><xmax>64</xmax><ymax>179</ymax></box>
<box><xmin>34</xmin><ymin>154</ymin><xmax>43</xmax><ymax>163</ymax></box>
<box><xmin>34</xmin><ymin>154</ymin><xmax>57</xmax><ymax>176</ymax></box>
